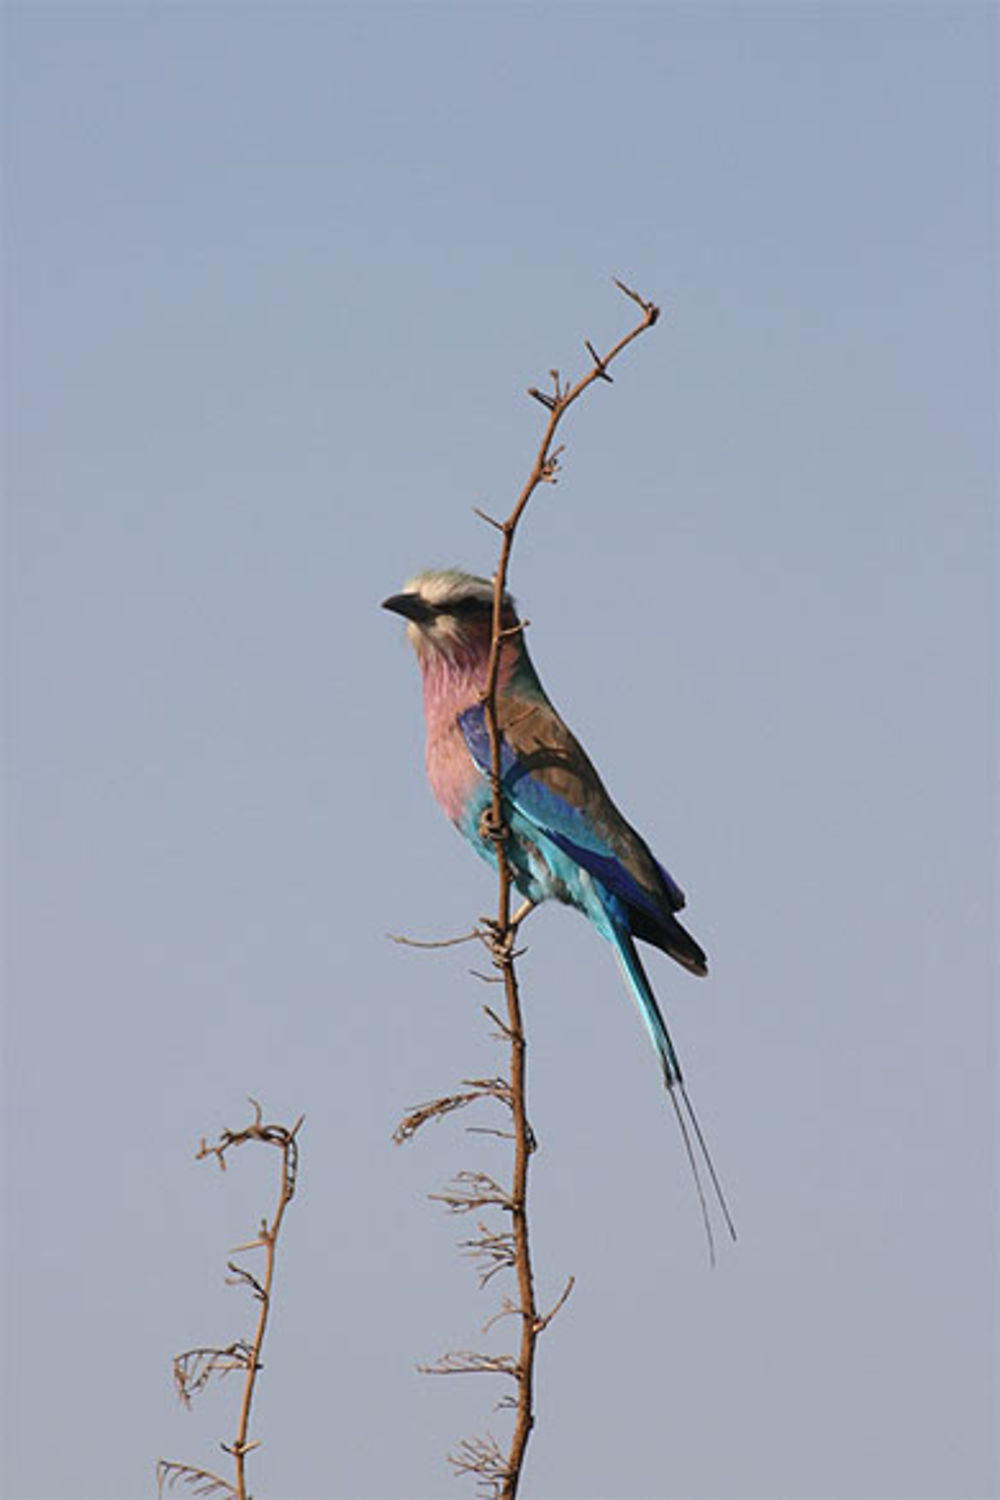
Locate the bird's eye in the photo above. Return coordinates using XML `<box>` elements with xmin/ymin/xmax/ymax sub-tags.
<box><xmin>448</xmin><ymin>596</ymin><xmax>493</xmax><ymax>619</ymax></box>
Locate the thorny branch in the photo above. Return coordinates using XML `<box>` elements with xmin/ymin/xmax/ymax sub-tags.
<box><xmin>395</xmin><ymin>282</ymin><xmax>660</xmax><ymax>1499</ymax></box>
<box><xmin>157</xmin><ymin>1101</ymin><xmax>304</xmax><ymax>1500</ymax></box>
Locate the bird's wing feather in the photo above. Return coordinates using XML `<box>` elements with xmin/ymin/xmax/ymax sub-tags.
<box><xmin>458</xmin><ymin>700</ymin><xmax>687</xmax><ymax>925</ymax></box>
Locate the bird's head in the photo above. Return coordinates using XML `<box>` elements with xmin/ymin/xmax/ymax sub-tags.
<box><xmin>381</xmin><ymin>569</ymin><xmax>520</xmax><ymax>670</ymax></box>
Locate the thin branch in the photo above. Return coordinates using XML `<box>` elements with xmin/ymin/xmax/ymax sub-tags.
<box><xmin>584</xmin><ymin>339</ymin><xmax>614</xmax><ymax>381</ymax></box>
<box><xmin>389</xmin><ymin>928</ymin><xmax>482</xmax><ymax>949</ymax></box>
<box><xmin>399</xmin><ymin>284</ymin><xmax>659</xmax><ymax>1500</ymax></box>
<box><xmin>172</xmin><ymin>1343</ymin><xmax>254</xmax><ymax>1407</ymax></box>
<box><xmin>394</xmin><ymin>1077</ymin><xmax>512</xmax><ymax>1145</ymax></box>
<box><xmin>447</xmin><ymin>1433</ymin><xmax>510</xmax><ymax>1500</ymax></box>
<box><xmin>475</xmin><ymin>282</ymin><xmax>660</xmax><ymax>1499</ymax></box>
<box><xmin>483</xmin><ymin>1005</ymin><xmax>514</xmax><ymax>1041</ymax></box>
<box><xmin>158</xmin><ymin>1104</ymin><xmax>304</xmax><ymax>1500</ymax></box>
<box><xmin>156</xmin><ymin>1459</ymin><xmax>238</xmax><ymax>1499</ymax></box>
<box><xmin>460</xmin><ymin>1222</ymin><xmax>517</xmax><ymax>1288</ymax></box>
<box><xmin>430</xmin><ymin>1169</ymin><xmax>514</xmax><ymax>1214</ymax></box>
<box><xmin>535</xmin><ymin>1274</ymin><xmax>576</xmax><ymax>1334</ymax></box>
<box><xmin>420</xmin><ymin>1350</ymin><xmax>520</xmax><ymax>1379</ymax></box>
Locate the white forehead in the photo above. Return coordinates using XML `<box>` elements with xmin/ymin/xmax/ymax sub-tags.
<box><xmin>404</xmin><ymin>570</ymin><xmax>497</xmax><ymax>609</ymax></box>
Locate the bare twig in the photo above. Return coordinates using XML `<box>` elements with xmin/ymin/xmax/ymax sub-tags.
<box><xmin>430</xmin><ymin>1169</ymin><xmax>514</xmax><ymax>1214</ymax></box>
<box><xmin>389</xmin><ymin>929</ymin><xmax>482</xmax><ymax>950</ymax></box>
<box><xmin>447</xmin><ymin>1433</ymin><xmax>510</xmax><ymax>1499</ymax></box>
<box><xmin>461</xmin><ymin>1222</ymin><xmax>517</xmax><ymax>1287</ymax></box>
<box><xmin>393</xmin><ymin>1077</ymin><xmax>512</xmax><ymax>1144</ymax></box>
<box><xmin>157</xmin><ymin>1102</ymin><xmax>304</xmax><ymax>1500</ymax></box>
<box><xmin>473</xmin><ymin>506</ymin><xmax>505</xmax><ymax>531</ymax></box>
<box><xmin>419</xmin><ymin>1349</ymin><xmax>520</xmax><ymax>1379</ymax></box>
<box><xmin>156</xmin><ymin>1459</ymin><xmax>237</xmax><ymax>1498</ymax></box>
<box><xmin>536</xmin><ymin>1274</ymin><xmax>576</xmax><ymax>1334</ymax></box>
<box><xmin>172</xmin><ymin>1343</ymin><xmax>254</xmax><ymax>1408</ymax></box>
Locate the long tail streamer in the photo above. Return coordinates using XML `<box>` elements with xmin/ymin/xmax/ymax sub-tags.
<box><xmin>614</xmin><ymin>925</ymin><xmax>737</xmax><ymax>1263</ymax></box>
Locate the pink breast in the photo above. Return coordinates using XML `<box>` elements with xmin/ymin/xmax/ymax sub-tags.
<box><xmin>426</xmin><ymin>719</ymin><xmax>481</xmax><ymax>825</ymax></box>
<box><xmin>420</xmin><ymin>654</ymin><xmax>487</xmax><ymax>826</ymax></box>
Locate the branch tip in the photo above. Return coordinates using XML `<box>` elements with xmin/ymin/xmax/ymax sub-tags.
<box><xmin>161</xmin><ymin>1104</ymin><xmax>301</xmax><ymax>1499</ymax></box>
<box><xmin>585</xmin><ymin>338</ymin><xmax>614</xmax><ymax>382</ymax></box>
<box><xmin>527</xmin><ymin>386</ymin><xmax>557</xmax><ymax>410</ymax></box>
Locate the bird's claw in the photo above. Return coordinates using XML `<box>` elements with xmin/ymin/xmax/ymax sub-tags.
<box><xmin>478</xmin><ymin>899</ymin><xmax>536</xmax><ymax>960</ymax></box>
<box><xmin>479</xmin><ymin>916</ymin><xmax>517</xmax><ymax>960</ymax></box>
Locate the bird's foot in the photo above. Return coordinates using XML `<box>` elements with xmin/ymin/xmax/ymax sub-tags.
<box><xmin>478</xmin><ymin>900</ymin><xmax>536</xmax><ymax>961</ymax></box>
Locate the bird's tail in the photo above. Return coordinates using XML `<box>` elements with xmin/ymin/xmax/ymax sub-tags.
<box><xmin>659</xmin><ymin>912</ymin><xmax>709</xmax><ymax>977</ymax></box>
<box><xmin>612</xmin><ymin>924</ymin><xmax>737</xmax><ymax>1263</ymax></box>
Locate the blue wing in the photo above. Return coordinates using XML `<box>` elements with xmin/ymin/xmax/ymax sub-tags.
<box><xmin>457</xmin><ymin>701</ymin><xmax>703</xmax><ymax>972</ymax></box>
<box><xmin>456</xmin><ymin>703</ymin><xmax>733</xmax><ymax>1255</ymax></box>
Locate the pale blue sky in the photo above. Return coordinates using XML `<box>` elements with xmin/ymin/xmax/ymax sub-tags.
<box><xmin>3</xmin><ymin>4</ymin><xmax>997</xmax><ymax>1498</ymax></box>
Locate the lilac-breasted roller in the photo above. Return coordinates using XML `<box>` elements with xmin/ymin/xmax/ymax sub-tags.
<box><xmin>383</xmin><ymin>568</ymin><xmax>734</xmax><ymax>1252</ymax></box>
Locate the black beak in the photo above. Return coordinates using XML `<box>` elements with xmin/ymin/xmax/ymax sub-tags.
<box><xmin>381</xmin><ymin>592</ymin><xmax>433</xmax><ymax>624</ymax></box>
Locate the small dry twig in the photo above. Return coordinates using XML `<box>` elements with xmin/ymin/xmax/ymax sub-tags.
<box><xmin>460</xmin><ymin>1222</ymin><xmax>517</xmax><ymax>1288</ymax></box>
<box><xmin>389</xmin><ymin>928</ymin><xmax>482</xmax><ymax>950</ymax></box>
<box><xmin>447</xmin><ymin>1433</ymin><xmax>511</xmax><ymax>1500</ymax></box>
<box><xmin>419</xmin><ymin>1349</ymin><xmax>520</xmax><ymax>1379</ymax></box>
<box><xmin>156</xmin><ymin>1101</ymin><xmax>304</xmax><ymax>1500</ymax></box>
<box><xmin>156</xmin><ymin>1459</ymin><xmax>237</xmax><ymax>1498</ymax></box>
<box><xmin>393</xmin><ymin>1076</ymin><xmax>512</xmax><ymax>1144</ymax></box>
<box><xmin>430</xmin><ymin>1169</ymin><xmax>514</xmax><ymax>1215</ymax></box>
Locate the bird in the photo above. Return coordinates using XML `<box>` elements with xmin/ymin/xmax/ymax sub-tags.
<box><xmin>383</xmin><ymin>567</ymin><xmax>734</xmax><ymax>1255</ymax></box>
